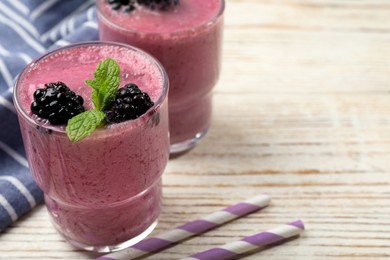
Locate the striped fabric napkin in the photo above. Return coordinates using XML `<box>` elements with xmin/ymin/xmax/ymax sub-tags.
<box><xmin>0</xmin><ymin>0</ymin><xmax>99</xmax><ymax>232</ymax></box>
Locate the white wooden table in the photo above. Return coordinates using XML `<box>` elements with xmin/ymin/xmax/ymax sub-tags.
<box><xmin>1</xmin><ymin>0</ymin><xmax>390</xmax><ymax>259</ymax></box>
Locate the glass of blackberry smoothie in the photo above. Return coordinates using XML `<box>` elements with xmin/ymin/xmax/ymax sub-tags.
<box><xmin>13</xmin><ymin>42</ymin><xmax>169</xmax><ymax>252</ymax></box>
<box><xmin>96</xmin><ymin>0</ymin><xmax>225</xmax><ymax>154</ymax></box>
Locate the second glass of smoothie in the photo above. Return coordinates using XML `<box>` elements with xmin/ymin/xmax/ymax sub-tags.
<box><xmin>13</xmin><ymin>42</ymin><xmax>169</xmax><ymax>252</ymax></box>
<box><xmin>96</xmin><ymin>0</ymin><xmax>225</xmax><ymax>154</ymax></box>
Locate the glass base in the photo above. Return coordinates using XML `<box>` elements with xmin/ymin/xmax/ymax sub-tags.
<box><xmin>170</xmin><ymin>128</ymin><xmax>208</xmax><ymax>155</ymax></box>
<box><xmin>59</xmin><ymin>220</ymin><xmax>158</xmax><ymax>253</ymax></box>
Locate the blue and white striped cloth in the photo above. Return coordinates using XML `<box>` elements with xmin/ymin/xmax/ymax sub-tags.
<box><xmin>0</xmin><ymin>0</ymin><xmax>99</xmax><ymax>232</ymax></box>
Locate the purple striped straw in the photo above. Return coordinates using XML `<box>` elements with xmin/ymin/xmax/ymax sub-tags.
<box><xmin>180</xmin><ymin>220</ymin><xmax>305</xmax><ymax>260</ymax></box>
<box><xmin>96</xmin><ymin>194</ymin><xmax>270</xmax><ymax>260</ymax></box>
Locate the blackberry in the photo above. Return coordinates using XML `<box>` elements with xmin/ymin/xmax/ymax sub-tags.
<box><xmin>30</xmin><ymin>82</ymin><xmax>85</xmax><ymax>125</ymax></box>
<box><xmin>104</xmin><ymin>83</ymin><xmax>154</xmax><ymax>124</ymax></box>
<box><xmin>137</xmin><ymin>0</ymin><xmax>179</xmax><ymax>11</ymax></box>
<box><xmin>107</xmin><ymin>0</ymin><xmax>179</xmax><ymax>12</ymax></box>
<box><xmin>107</xmin><ymin>0</ymin><xmax>130</xmax><ymax>10</ymax></box>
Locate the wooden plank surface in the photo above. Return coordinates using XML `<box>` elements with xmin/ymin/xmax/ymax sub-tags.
<box><xmin>1</xmin><ymin>0</ymin><xmax>390</xmax><ymax>259</ymax></box>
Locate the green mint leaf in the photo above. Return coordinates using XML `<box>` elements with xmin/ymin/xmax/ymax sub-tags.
<box><xmin>85</xmin><ymin>58</ymin><xmax>120</xmax><ymax>111</ymax></box>
<box><xmin>66</xmin><ymin>110</ymin><xmax>106</xmax><ymax>143</ymax></box>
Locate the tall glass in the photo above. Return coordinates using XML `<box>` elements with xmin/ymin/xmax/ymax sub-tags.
<box><xmin>96</xmin><ymin>0</ymin><xmax>225</xmax><ymax>154</ymax></box>
<box><xmin>13</xmin><ymin>42</ymin><xmax>169</xmax><ymax>252</ymax></box>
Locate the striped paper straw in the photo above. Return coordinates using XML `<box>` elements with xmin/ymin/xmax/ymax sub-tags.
<box><xmin>181</xmin><ymin>220</ymin><xmax>305</xmax><ymax>260</ymax></box>
<box><xmin>96</xmin><ymin>194</ymin><xmax>270</xmax><ymax>260</ymax></box>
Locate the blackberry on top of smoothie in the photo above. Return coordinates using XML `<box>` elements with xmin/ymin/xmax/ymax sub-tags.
<box><xmin>107</xmin><ymin>0</ymin><xmax>179</xmax><ymax>12</ymax></box>
<box><xmin>29</xmin><ymin>58</ymin><xmax>154</xmax><ymax>142</ymax></box>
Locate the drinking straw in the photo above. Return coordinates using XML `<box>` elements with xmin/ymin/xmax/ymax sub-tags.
<box><xmin>96</xmin><ymin>194</ymin><xmax>271</xmax><ymax>260</ymax></box>
<box><xmin>180</xmin><ymin>220</ymin><xmax>304</xmax><ymax>260</ymax></box>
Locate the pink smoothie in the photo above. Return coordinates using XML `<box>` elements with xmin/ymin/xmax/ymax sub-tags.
<box><xmin>97</xmin><ymin>0</ymin><xmax>224</xmax><ymax>151</ymax></box>
<box><xmin>14</xmin><ymin>42</ymin><xmax>169</xmax><ymax>250</ymax></box>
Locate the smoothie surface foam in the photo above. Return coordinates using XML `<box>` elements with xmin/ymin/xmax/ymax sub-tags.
<box><xmin>18</xmin><ymin>44</ymin><xmax>163</xmax><ymax>120</ymax></box>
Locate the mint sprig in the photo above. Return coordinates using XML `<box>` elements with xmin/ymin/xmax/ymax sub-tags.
<box><xmin>66</xmin><ymin>110</ymin><xmax>106</xmax><ymax>142</ymax></box>
<box><xmin>85</xmin><ymin>58</ymin><xmax>121</xmax><ymax>111</ymax></box>
<box><xmin>66</xmin><ymin>58</ymin><xmax>121</xmax><ymax>142</ymax></box>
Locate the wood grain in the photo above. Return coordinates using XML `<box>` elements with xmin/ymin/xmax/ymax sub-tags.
<box><xmin>1</xmin><ymin>0</ymin><xmax>390</xmax><ymax>259</ymax></box>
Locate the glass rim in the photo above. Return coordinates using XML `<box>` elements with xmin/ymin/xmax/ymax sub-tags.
<box><xmin>13</xmin><ymin>41</ymin><xmax>169</xmax><ymax>134</ymax></box>
<box><xmin>96</xmin><ymin>0</ymin><xmax>225</xmax><ymax>37</ymax></box>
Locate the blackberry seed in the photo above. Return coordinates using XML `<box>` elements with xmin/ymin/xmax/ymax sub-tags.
<box><xmin>123</xmin><ymin>97</ymin><xmax>132</xmax><ymax>104</ymax></box>
<box><xmin>125</xmin><ymin>83</ymin><xmax>142</xmax><ymax>96</ymax></box>
<box><xmin>33</xmin><ymin>89</ymin><xmax>45</xmax><ymax>100</ymax></box>
<box><xmin>124</xmin><ymin>5</ymin><xmax>136</xmax><ymax>12</ymax></box>
<box><xmin>77</xmin><ymin>95</ymin><xmax>84</xmax><ymax>105</ymax></box>
<box><xmin>30</xmin><ymin>101</ymin><xmax>39</xmax><ymax>114</ymax></box>
<box><xmin>132</xmin><ymin>93</ymin><xmax>146</xmax><ymax>106</ymax></box>
<box><xmin>111</xmin><ymin>2</ymin><xmax>121</xmax><ymax>10</ymax></box>
<box><xmin>117</xmin><ymin>88</ymin><xmax>130</xmax><ymax>98</ymax></box>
